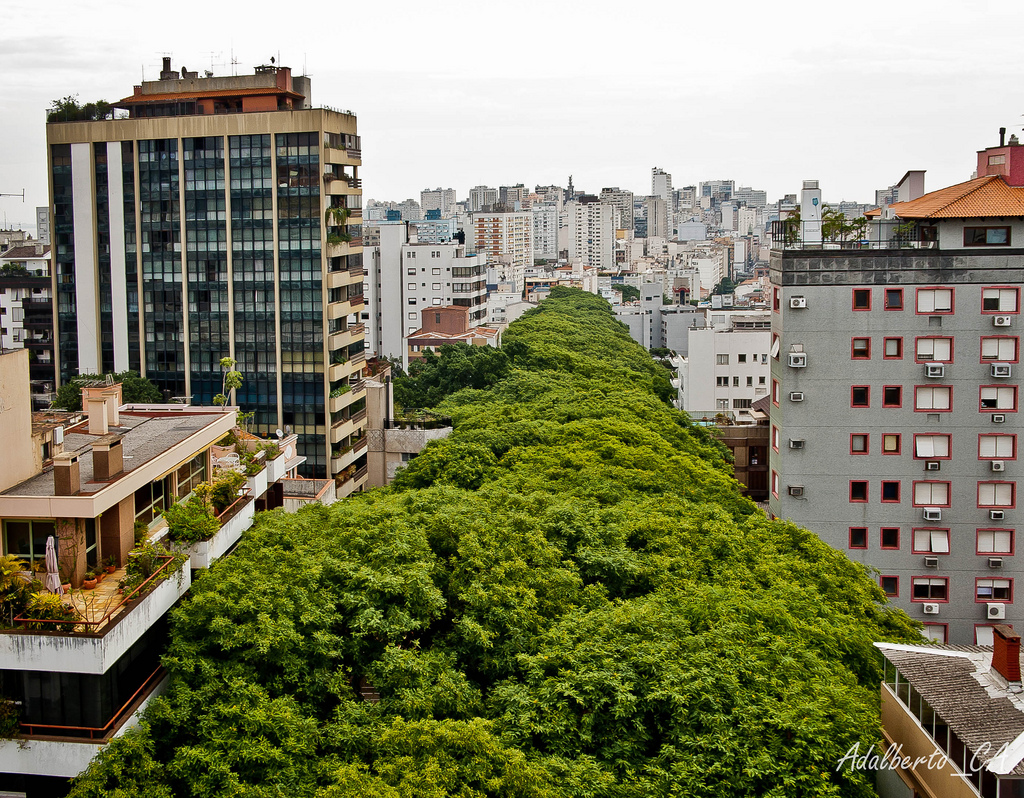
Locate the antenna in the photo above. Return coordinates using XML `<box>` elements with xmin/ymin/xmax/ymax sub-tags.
<box><xmin>0</xmin><ymin>190</ymin><xmax>25</xmax><ymax>203</ymax></box>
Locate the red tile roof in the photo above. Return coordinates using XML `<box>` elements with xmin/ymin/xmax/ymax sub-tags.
<box><xmin>881</xmin><ymin>175</ymin><xmax>1024</xmax><ymax>220</ymax></box>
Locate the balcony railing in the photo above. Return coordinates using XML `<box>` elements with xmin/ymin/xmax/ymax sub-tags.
<box><xmin>770</xmin><ymin>219</ymin><xmax>938</xmax><ymax>251</ymax></box>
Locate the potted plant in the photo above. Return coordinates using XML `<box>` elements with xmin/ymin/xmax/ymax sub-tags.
<box><xmin>104</xmin><ymin>555</ymin><xmax>117</xmax><ymax>574</ymax></box>
<box><xmin>82</xmin><ymin>573</ymin><xmax>98</xmax><ymax>590</ymax></box>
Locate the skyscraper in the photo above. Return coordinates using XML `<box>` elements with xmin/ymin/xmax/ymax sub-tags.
<box><xmin>46</xmin><ymin>59</ymin><xmax>366</xmax><ymax>480</ymax></box>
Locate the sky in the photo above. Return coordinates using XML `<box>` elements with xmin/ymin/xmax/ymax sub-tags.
<box><xmin>2</xmin><ymin>0</ymin><xmax>1023</xmax><ymax>231</ymax></box>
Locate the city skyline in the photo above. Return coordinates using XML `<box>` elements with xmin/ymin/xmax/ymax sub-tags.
<box><xmin>2</xmin><ymin>0</ymin><xmax>1023</xmax><ymax>231</ymax></box>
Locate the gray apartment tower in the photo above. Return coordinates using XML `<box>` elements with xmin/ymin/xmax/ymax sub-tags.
<box><xmin>769</xmin><ymin>140</ymin><xmax>1024</xmax><ymax>644</ymax></box>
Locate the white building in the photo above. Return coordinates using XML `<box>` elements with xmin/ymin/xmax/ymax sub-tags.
<box><xmin>468</xmin><ymin>185</ymin><xmax>499</xmax><ymax>212</ymax></box>
<box><xmin>599</xmin><ymin>187</ymin><xmax>634</xmax><ymax>230</ymax></box>
<box><xmin>420</xmin><ymin>188</ymin><xmax>457</xmax><ymax>217</ymax></box>
<box><xmin>472</xmin><ymin>211</ymin><xmax>533</xmax><ymax>292</ymax></box>
<box><xmin>532</xmin><ymin>203</ymin><xmax>559</xmax><ymax>261</ymax></box>
<box><xmin>565</xmin><ymin>201</ymin><xmax>616</xmax><ymax>272</ymax></box>
<box><xmin>364</xmin><ymin>224</ymin><xmax>487</xmax><ymax>360</ymax></box>
<box><xmin>645</xmin><ymin>196</ymin><xmax>669</xmax><ymax>239</ymax></box>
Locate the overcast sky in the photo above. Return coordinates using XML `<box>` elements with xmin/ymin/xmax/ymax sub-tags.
<box><xmin>2</xmin><ymin>0</ymin><xmax>1022</xmax><ymax>230</ymax></box>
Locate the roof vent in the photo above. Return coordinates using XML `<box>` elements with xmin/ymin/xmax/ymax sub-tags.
<box><xmin>53</xmin><ymin>451</ymin><xmax>80</xmax><ymax>496</ymax></box>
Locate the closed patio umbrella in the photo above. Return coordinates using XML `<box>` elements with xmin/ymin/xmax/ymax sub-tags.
<box><xmin>45</xmin><ymin>536</ymin><xmax>63</xmax><ymax>595</ymax></box>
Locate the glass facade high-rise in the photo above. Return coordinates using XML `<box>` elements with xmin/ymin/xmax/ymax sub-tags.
<box><xmin>46</xmin><ymin>62</ymin><xmax>367</xmax><ymax>484</ymax></box>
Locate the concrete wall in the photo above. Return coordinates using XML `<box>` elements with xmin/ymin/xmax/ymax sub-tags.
<box><xmin>0</xmin><ymin>350</ymin><xmax>36</xmax><ymax>492</ymax></box>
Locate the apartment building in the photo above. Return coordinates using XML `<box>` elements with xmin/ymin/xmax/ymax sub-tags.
<box><xmin>599</xmin><ymin>187</ymin><xmax>634</xmax><ymax>231</ymax></box>
<box><xmin>0</xmin><ymin>242</ymin><xmax>55</xmax><ymax>408</ymax></box>
<box><xmin>769</xmin><ymin>138</ymin><xmax>1024</xmax><ymax>644</ymax></box>
<box><xmin>467</xmin><ymin>186</ymin><xmax>498</xmax><ymax>212</ymax></box>
<box><xmin>563</xmin><ymin>200</ymin><xmax>615</xmax><ymax>271</ymax></box>
<box><xmin>420</xmin><ymin>188</ymin><xmax>457</xmax><ymax>217</ymax></box>
<box><xmin>44</xmin><ymin>59</ymin><xmax>366</xmax><ymax>481</ymax></box>
<box><xmin>0</xmin><ymin>352</ymin><xmax>314</xmax><ymax>794</ymax></box>
<box><xmin>471</xmin><ymin>211</ymin><xmax>532</xmax><ymax>292</ymax></box>
<box><xmin>364</xmin><ymin>224</ymin><xmax>487</xmax><ymax>360</ymax></box>
<box><xmin>531</xmin><ymin>203</ymin><xmax>559</xmax><ymax>261</ymax></box>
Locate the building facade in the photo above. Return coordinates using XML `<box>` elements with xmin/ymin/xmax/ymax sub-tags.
<box><xmin>0</xmin><ymin>243</ymin><xmax>55</xmax><ymax>408</ymax></box>
<box><xmin>471</xmin><ymin>211</ymin><xmax>532</xmax><ymax>292</ymax></box>
<box><xmin>45</xmin><ymin>60</ymin><xmax>366</xmax><ymax>481</ymax></box>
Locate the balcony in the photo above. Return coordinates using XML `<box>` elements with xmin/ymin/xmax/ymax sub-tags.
<box><xmin>0</xmin><ymin>559</ymin><xmax>191</xmax><ymax>675</ymax></box>
<box><xmin>328</xmin><ymin>381</ymin><xmax>365</xmax><ymax>413</ymax></box>
<box><xmin>329</xmin><ymin>409</ymin><xmax>367</xmax><ymax>445</ymax></box>
<box><xmin>179</xmin><ymin>493</ymin><xmax>255</xmax><ymax>570</ymax></box>
<box><xmin>769</xmin><ymin>219</ymin><xmax>938</xmax><ymax>251</ymax></box>
<box><xmin>330</xmin><ymin>435</ymin><xmax>367</xmax><ymax>472</ymax></box>
<box><xmin>328</xmin><ymin>323</ymin><xmax>365</xmax><ymax>351</ymax></box>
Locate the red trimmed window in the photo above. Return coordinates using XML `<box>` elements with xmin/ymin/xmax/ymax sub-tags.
<box><xmin>881</xmin><ymin>527</ymin><xmax>900</xmax><ymax>549</ymax></box>
<box><xmin>881</xmin><ymin>481</ymin><xmax>901</xmax><ymax>503</ymax></box>
<box><xmin>850</xmin><ymin>433</ymin><xmax>868</xmax><ymax>455</ymax></box>
<box><xmin>911</xmin><ymin>577</ymin><xmax>948</xmax><ymax>602</ymax></box>
<box><xmin>915</xmin><ymin>336</ymin><xmax>953</xmax><ymax>363</ymax></box>
<box><xmin>977</xmin><ymin>529</ymin><xmax>1014</xmax><ymax>555</ymax></box>
<box><xmin>884</xmin><ymin>288</ymin><xmax>903</xmax><ymax>310</ymax></box>
<box><xmin>914</xmin><ymin>433</ymin><xmax>951</xmax><ymax>459</ymax></box>
<box><xmin>771</xmin><ymin>470</ymin><xmax>779</xmax><ymax>498</ymax></box>
<box><xmin>882</xmin><ymin>386</ymin><xmax>902</xmax><ymax>408</ymax></box>
<box><xmin>912</xmin><ymin>481</ymin><xmax>950</xmax><ymax>507</ymax></box>
<box><xmin>976</xmin><ymin>578</ymin><xmax>1013</xmax><ymax>602</ymax></box>
<box><xmin>980</xmin><ymin>385</ymin><xmax>1017</xmax><ymax>412</ymax></box>
<box><xmin>882</xmin><ymin>434</ymin><xmax>901</xmax><ymax>455</ymax></box>
<box><xmin>851</xmin><ymin>338</ymin><xmax>870</xmax><ymax>359</ymax></box>
<box><xmin>883</xmin><ymin>337</ymin><xmax>903</xmax><ymax>359</ymax></box>
<box><xmin>916</xmin><ymin>287</ymin><xmax>953</xmax><ymax>314</ymax></box>
<box><xmin>982</xmin><ymin>287</ymin><xmax>1019</xmax><ymax>312</ymax></box>
<box><xmin>773</xmin><ymin>287</ymin><xmax>780</xmax><ymax>312</ymax></box>
<box><xmin>980</xmin><ymin>337</ymin><xmax>1019</xmax><ymax>363</ymax></box>
<box><xmin>850</xmin><ymin>481</ymin><xmax>868</xmax><ymax>502</ymax></box>
<box><xmin>979</xmin><ymin>434</ymin><xmax>1016</xmax><ymax>460</ymax></box>
<box><xmin>915</xmin><ymin>385</ymin><xmax>952</xmax><ymax>411</ymax></box>
<box><xmin>772</xmin><ymin>379</ymin><xmax>780</xmax><ymax>406</ymax></box>
<box><xmin>771</xmin><ymin>425</ymin><xmax>780</xmax><ymax>452</ymax></box>
<box><xmin>852</xmin><ymin>289</ymin><xmax>871</xmax><ymax>310</ymax></box>
<box><xmin>880</xmin><ymin>576</ymin><xmax>899</xmax><ymax>596</ymax></box>
<box><xmin>849</xmin><ymin>527</ymin><xmax>868</xmax><ymax>549</ymax></box>
<box><xmin>922</xmin><ymin>623</ymin><xmax>948</xmax><ymax>643</ymax></box>
<box><xmin>978</xmin><ymin>481</ymin><xmax>1015</xmax><ymax>508</ymax></box>
<box><xmin>851</xmin><ymin>386</ymin><xmax>869</xmax><ymax>407</ymax></box>
<box><xmin>912</xmin><ymin>528</ymin><xmax>950</xmax><ymax>554</ymax></box>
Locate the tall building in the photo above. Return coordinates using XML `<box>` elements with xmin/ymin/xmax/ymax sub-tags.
<box><xmin>652</xmin><ymin>167</ymin><xmax>673</xmax><ymax>204</ymax></box>
<box><xmin>0</xmin><ymin>241</ymin><xmax>55</xmax><ymax>407</ymax></box>
<box><xmin>644</xmin><ymin>196</ymin><xmax>668</xmax><ymax>239</ymax></box>
<box><xmin>45</xmin><ymin>59</ymin><xmax>366</xmax><ymax>480</ymax></box>
<box><xmin>420</xmin><ymin>187</ymin><xmax>456</xmax><ymax>217</ymax></box>
<box><xmin>564</xmin><ymin>200</ymin><xmax>615</xmax><ymax>271</ymax></box>
<box><xmin>499</xmin><ymin>184</ymin><xmax>529</xmax><ymax>210</ymax></box>
<box><xmin>599</xmin><ymin>187</ymin><xmax>634</xmax><ymax>230</ymax></box>
<box><xmin>364</xmin><ymin>223</ymin><xmax>487</xmax><ymax>360</ymax></box>
<box><xmin>468</xmin><ymin>185</ymin><xmax>499</xmax><ymax>212</ymax></box>
<box><xmin>471</xmin><ymin>211</ymin><xmax>532</xmax><ymax>291</ymax></box>
<box><xmin>769</xmin><ymin>139</ymin><xmax>1024</xmax><ymax>644</ymax></box>
<box><xmin>532</xmin><ymin>203</ymin><xmax>559</xmax><ymax>261</ymax></box>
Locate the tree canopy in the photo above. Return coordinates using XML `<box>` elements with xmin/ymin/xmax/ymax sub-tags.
<box><xmin>52</xmin><ymin>371</ymin><xmax>163</xmax><ymax>411</ymax></box>
<box><xmin>610</xmin><ymin>283</ymin><xmax>640</xmax><ymax>302</ymax></box>
<box><xmin>69</xmin><ymin>288</ymin><xmax>920</xmax><ymax>798</ymax></box>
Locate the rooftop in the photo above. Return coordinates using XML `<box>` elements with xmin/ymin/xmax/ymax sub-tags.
<box><xmin>867</xmin><ymin>175</ymin><xmax>1024</xmax><ymax>220</ymax></box>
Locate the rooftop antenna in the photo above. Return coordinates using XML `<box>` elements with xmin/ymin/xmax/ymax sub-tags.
<box><xmin>0</xmin><ymin>190</ymin><xmax>25</xmax><ymax>203</ymax></box>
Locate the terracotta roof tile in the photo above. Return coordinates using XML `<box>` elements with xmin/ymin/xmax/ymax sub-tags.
<box><xmin>888</xmin><ymin>175</ymin><xmax>1024</xmax><ymax>219</ymax></box>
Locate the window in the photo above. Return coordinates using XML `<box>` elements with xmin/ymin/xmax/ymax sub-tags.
<box><xmin>732</xmin><ymin>376</ymin><xmax>740</xmax><ymax>387</ymax></box>
<box><xmin>852</xmin><ymin>289</ymin><xmax>871</xmax><ymax>310</ymax></box>
<box><xmin>881</xmin><ymin>481</ymin><xmax>901</xmax><ymax>503</ymax></box>
<box><xmin>773</xmin><ymin>287</ymin><xmax>780</xmax><ymax>312</ymax></box>
<box><xmin>850</xmin><ymin>434</ymin><xmax>868</xmax><ymax>454</ymax></box>
<box><xmin>981</xmin><ymin>337</ymin><xmax>1018</xmax><ymax>362</ymax></box>
<box><xmin>432</xmin><ymin>283</ymin><xmax>441</xmax><ymax>290</ymax></box>
<box><xmin>738</xmin><ymin>354</ymin><xmax>747</xmax><ymax>363</ymax></box>
<box><xmin>850</xmin><ymin>481</ymin><xmax>868</xmax><ymax>502</ymax></box>
<box><xmin>911</xmin><ymin>577</ymin><xmax>948</xmax><ymax>601</ymax></box>
<box><xmin>979</xmin><ymin>481</ymin><xmax>1015</xmax><ymax>507</ymax></box>
<box><xmin>746</xmin><ymin>376</ymin><xmax>753</xmax><ymax>387</ymax></box>
<box><xmin>915</xmin><ymin>337</ymin><xmax>953</xmax><ymax>362</ymax></box>
<box><xmin>849</xmin><ymin>528</ymin><xmax>868</xmax><ymax>549</ymax></box>
<box><xmin>431</xmin><ymin>268</ymin><xmax>441</xmax><ymax>276</ymax></box>
<box><xmin>407</xmin><ymin>312</ymin><xmax>417</xmax><ymax>320</ymax></box>
<box><xmin>880</xmin><ymin>576</ymin><xmax>899</xmax><ymax>596</ymax></box>
<box><xmin>851</xmin><ymin>338</ymin><xmax>870</xmax><ymax>359</ymax></box>
<box><xmin>914</xmin><ymin>434</ymin><xmax>951</xmax><ymax>459</ymax></box>
<box><xmin>981</xmin><ymin>385</ymin><xmax>1017</xmax><ymax>411</ymax></box>
<box><xmin>915</xmin><ymin>385</ymin><xmax>952</xmax><ymax>411</ymax></box>
<box><xmin>716</xmin><ymin>354</ymin><xmax>729</xmax><ymax>365</ymax></box>
<box><xmin>976</xmin><ymin>578</ymin><xmax>1012</xmax><ymax>601</ymax></box>
<box><xmin>716</xmin><ymin>398</ymin><xmax>729</xmax><ymax>410</ymax></box>
<box><xmin>916</xmin><ymin>288</ymin><xmax>953</xmax><ymax>314</ymax></box>
<box><xmin>883</xmin><ymin>386</ymin><xmax>902</xmax><ymax>407</ymax></box>
<box><xmin>976</xmin><ymin>626</ymin><xmax>998</xmax><ymax>646</ymax></box>
<box><xmin>716</xmin><ymin>376</ymin><xmax>729</xmax><ymax>387</ymax></box>
<box><xmin>913</xmin><ymin>481</ymin><xmax>950</xmax><ymax>506</ymax></box>
<box><xmin>851</xmin><ymin>386</ymin><xmax>869</xmax><ymax>407</ymax></box>
<box><xmin>881</xmin><ymin>527</ymin><xmax>900</xmax><ymax>549</ymax></box>
<box><xmin>965</xmin><ymin>227</ymin><xmax>1011</xmax><ymax>246</ymax></box>
<box><xmin>913</xmin><ymin>528</ymin><xmax>950</xmax><ymax>554</ymax></box>
<box><xmin>883</xmin><ymin>338</ymin><xmax>903</xmax><ymax>359</ymax></box>
<box><xmin>770</xmin><ymin>334</ymin><xmax>780</xmax><ymax>360</ymax></box>
<box><xmin>1</xmin><ymin>519</ymin><xmax>57</xmax><ymax>570</ymax></box>
<box><xmin>885</xmin><ymin>288</ymin><xmax>904</xmax><ymax>310</ymax></box>
<box><xmin>978</xmin><ymin>529</ymin><xmax>1014</xmax><ymax>555</ymax></box>
<box><xmin>922</xmin><ymin>624</ymin><xmax>948</xmax><ymax>643</ymax></box>
<box><xmin>772</xmin><ymin>470</ymin><xmax>779</xmax><ymax>498</ymax></box>
<box><xmin>772</xmin><ymin>425</ymin><xmax>780</xmax><ymax>451</ymax></box>
<box><xmin>772</xmin><ymin>379</ymin><xmax>780</xmax><ymax>405</ymax></box>
<box><xmin>980</xmin><ymin>434</ymin><xmax>1016</xmax><ymax>460</ymax></box>
<box><xmin>882</xmin><ymin>434</ymin><xmax>901</xmax><ymax>455</ymax></box>
<box><xmin>407</xmin><ymin>282</ymin><xmax>417</xmax><ymax>290</ymax></box>
<box><xmin>982</xmin><ymin>287</ymin><xmax>1019</xmax><ymax>313</ymax></box>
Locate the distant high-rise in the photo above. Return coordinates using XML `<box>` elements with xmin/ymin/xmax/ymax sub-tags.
<box><xmin>599</xmin><ymin>187</ymin><xmax>634</xmax><ymax>230</ymax></box>
<box><xmin>652</xmin><ymin>167</ymin><xmax>673</xmax><ymax>206</ymax></box>
<box><xmin>420</xmin><ymin>187</ymin><xmax>457</xmax><ymax>216</ymax></box>
<box><xmin>468</xmin><ymin>185</ymin><xmax>499</xmax><ymax>212</ymax></box>
<box><xmin>45</xmin><ymin>58</ymin><xmax>367</xmax><ymax>479</ymax></box>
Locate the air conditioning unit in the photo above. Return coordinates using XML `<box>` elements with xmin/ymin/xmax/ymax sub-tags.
<box><xmin>992</xmin><ymin>461</ymin><xmax>1006</xmax><ymax>472</ymax></box>
<box><xmin>925</xmin><ymin>461</ymin><xmax>941</xmax><ymax>472</ymax></box>
<box><xmin>790</xmin><ymin>297</ymin><xmax>807</xmax><ymax>309</ymax></box>
<box><xmin>788</xmin><ymin>353</ymin><xmax>807</xmax><ymax>368</ymax></box>
<box><xmin>994</xmin><ymin>315</ymin><xmax>1013</xmax><ymax>327</ymax></box>
<box><xmin>789</xmin><ymin>391</ymin><xmax>805</xmax><ymax>402</ymax></box>
<box><xmin>991</xmin><ymin>510</ymin><xmax>1006</xmax><ymax>521</ymax></box>
<box><xmin>923</xmin><ymin>508</ymin><xmax>942</xmax><ymax>521</ymax></box>
<box><xmin>988</xmin><ymin>603</ymin><xmax>1007</xmax><ymax>620</ymax></box>
<box><xmin>990</xmin><ymin>557</ymin><xmax>1004</xmax><ymax>569</ymax></box>
<box><xmin>993</xmin><ymin>414</ymin><xmax>1007</xmax><ymax>424</ymax></box>
<box><xmin>789</xmin><ymin>439</ymin><xmax>805</xmax><ymax>450</ymax></box>
<box><xmin>924</xmin><ymin>556</ymin><xmax>938</xmax><ymax>568</ymax></box>
<box><xmin>788</xmin><ymin>486</ymin><xmax>805</xmax><ymax>497</ymax></box>
<box><xmin>925</xmin><ymin>363</ymin><xmax>945</xmax><ymax>378</ymax></box>
<box><xmin>923</xmin><ymin>603</ymin><xmax>940</xmax><ymax>615</ymax></box>
<box><xmin>992</xmin><ymin>363</ymin><xmax>1013</xmax><ymax>378</ymax></box>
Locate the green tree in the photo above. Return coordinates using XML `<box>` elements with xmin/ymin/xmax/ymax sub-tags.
<box><xmin>712</xmin><ymin>277</ymin><xmax>737</xmax><ymax>295</ymax></box>
<box><xmin>212</xmin><ymin>357</ymin><xmax>243</xmax><ymax>406</ymax></box>
<box><xmin>610</xmin><ymin>283</ymin><xmax>640</xmax><ymax>302</ymax></box>
<box><xmin>52</xmin><ymin>371</ymin><xmax>163</xmax><ymax>411</ymax></box>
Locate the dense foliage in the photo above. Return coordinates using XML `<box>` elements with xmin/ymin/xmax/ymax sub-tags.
<box><xmin>52</xmin><ymin>370</ymin><xmax>163</xmax><ymax>411</ymax></box>
<box><xmin>70</xmin><ymin>288</ymin><xmax>919</xmax><ymax>798</ymax></box>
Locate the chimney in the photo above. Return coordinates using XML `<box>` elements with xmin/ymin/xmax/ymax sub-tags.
<box><xmin>53</xmin><ymin>451</ymin><xmax>80</xmax><ymax>496</ymax></box>
<box><xmin>91</xmin><ymin>434</ymin><xmax>124</xmax><ymax>480</ymax></box>
<box><xmin>992</xmin><ymin>624</ymin><xmax>1021</xmax><ymax>685</ymax></box>
<box><xmin>103</xmin><ymin>386</ymin><xmax>122</xmax><ymax>426</ymax></box>
<box><xmin>163</xmin><ymin>56</ymin><xmax>171</xmax><ymax>73</ymax></box>
<box><xmin>87</xmin><ymin>397</ymin><xmax>108</xmax><ymax>435</ymax></box>
<box><xmin>1001</xmin><ymin>127</ymin><xmax>1007</xmax><ymax>147</ymax></box>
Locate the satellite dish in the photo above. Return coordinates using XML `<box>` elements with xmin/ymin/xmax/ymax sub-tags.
<box><xmin>270</xmin><ymin>56</ymin><xmax>275</xmax><ymax>64</ymax></box>
<box><xmin>275</xmin><ymin>428</ymin><xmax>284</xmax><ymax>438</ymax></box>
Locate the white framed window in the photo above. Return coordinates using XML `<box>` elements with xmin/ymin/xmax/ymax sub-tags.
<box><xmin>916</xmin><ymin>386</ymin><xmax>952</xmax><ymax>410</ymax></box>
<box><xmin>407</xmin><ymin>312</ymin><xmax>417</xmax><ymax>320</ymax></box>
<box><xmin>980</xmin><ymin>434</ymin><xmax>1016</xmax><ymax>459</ymax></box>
<box><xmin>978</xmin><ymin>529</ymin><xmax>1013</xmax><ymax>554</ymax></box>
<box><xmin>716</xmin><ymin>354</ymin><xmax>729</xmax><ymax>365</ymax></box>
<box><xmin>407</xmin><ymin>282</ymin><xmax>417</xmax><ymax>290</ymax></box>
<box><xmin>913</xmin><ymin>481</ymin><xmax>949</xmax><ymax>506</ymax></box>
<box><xmin>981</xmin><ymin>386</ymin><xmax>1017</xmax><ymax>410</ymax></box>
<box><xmin>432</xmin><ymin>268</ymin><xmax>441</xmax><ymax>276</ymax></box>
<box><xmin>914</xmin><ymin>434</ymin><xmax>951</xmax><ymax>459</ymax></box>
<box><xmin>916</xmin><ymin>337</ymin><xmax>952</xmax><ymax>361</ymax></box>
<box><xmin>981</xmin><ymin>337</ymin><xmax>1018</xmax><ymax>361</ymax></box>
<box><xmin>432</xmin><ymin>298</ymin><xmax>442</xmax><ymax>306</ymax></box>
<box><xmin>432</xmin><ymin>283</ymin><xmax>441</xmax><ymax>290</ymax></box>
<box><xmin>979</xmin><ymin>482</ymin><xmax>1014</xmax><ymax>507</ymax></box>
<box><xmin>716</xmin><ymin>398</ymin><xmax>729</xmax><ymax>410</ymax></box>
<box><xmin>913</xmin><ymin>528</ymin><xmax>950</xmax><ymax>553</ymax></box>
<box><xmin>917</xmin><ymin>288</ymin><xmax>953</xmax><ymax>313</ymax></box>
<box><xmin>983</xmin><ymin>287</ymin><xmax>1018</xmax><ymax>312</ymax></box>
